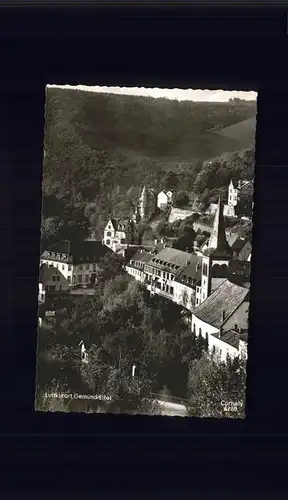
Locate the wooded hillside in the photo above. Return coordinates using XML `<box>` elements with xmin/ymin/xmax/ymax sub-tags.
<box><xmin>42</xmin><ymin>88</ymin><xmax>256</xmax><ymax>244</ymax></box>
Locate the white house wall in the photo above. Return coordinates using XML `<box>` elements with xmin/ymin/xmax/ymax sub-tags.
<box><xmin>208</xmin><ymin>333</ymin><xmax>239</xmax><ymax>363</ymax></box>
<box><xmin>191</xmin><ymin>315</ymin><xmax>219</xmax><ymax>339</ymax></box>
<box><xmin>173</xmin><ymin>281</ymin><xmax>195</xmax><ymax>311</ymax></box>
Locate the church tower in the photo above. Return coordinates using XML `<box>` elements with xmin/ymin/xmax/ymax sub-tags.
<box><xmin>139</xmin><ymin>185</ymin><xmax>148</xmax><ymax>220</ymax></box>
<box><xmin>200</xmin><ymin>196</ymin><xmax>233</xmax><ymax>303</ymax></box>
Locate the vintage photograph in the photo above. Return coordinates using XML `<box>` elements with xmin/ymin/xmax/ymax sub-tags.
<box><xmin>35</xmin><ymin>85</ymin><xmax>257</xmax><ymax>418</ymax></box>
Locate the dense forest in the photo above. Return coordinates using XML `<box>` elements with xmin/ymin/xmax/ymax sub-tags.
<box><xmin>41</xmin><ymin>88</ymin><xmax>256</xmax><ymax>246</ymax></box>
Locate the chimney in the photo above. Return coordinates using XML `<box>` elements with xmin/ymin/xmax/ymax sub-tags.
<box><xmin>222</xmin><ymin>309</ymin><xmax>225</xmax><ymax>323</ymax></box>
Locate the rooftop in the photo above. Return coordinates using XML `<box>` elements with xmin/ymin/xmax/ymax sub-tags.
<box><xmin>41</xmin><ymin>240</ymin><xmax>113</xmax><ymax>265</ymax></box>
<box><xmin>174</xmin><ymin>255</ymin><xmax>203</xmax><ymax>286</ymax></box>
<box><xmin>211</xmin><ymin>329</ymin><xmax>240</xmax><ymax>350</ymax></box>
<box><xmin>147</xmin><ymin>247</ymin><xmax>192</xmax><ymax>273</ymax></box>
<box><xmin>128</xmin><ymin>249</ymin><xmax>154</xmax><ymax>265</ymax></box>
<box><xmin>39</xmin><ymin>263</ymin><xmax>66</xmax><ymax>285</ymax></box>
<box><xmin>193</xmin><ymin>279</ymin><xmax>249</xmax><ymax>329</ymax></box>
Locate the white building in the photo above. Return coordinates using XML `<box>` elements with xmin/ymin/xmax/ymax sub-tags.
<box><xmin>125</xmin><ymin>249</ymin><xmax>154</xmax><ymax>283</ymax></box>
<box><xmin>228</xmin><ymin>179</ymin><xmax>254</xmax><ymax>208</ymax></box>
<box><xmin>157</xmin><ymin>190</ymin><xmax>173</xmax><ymax>210</ymax></box>
<box><xmin>172</xmin><ymin>257</ymin><xmax>202</xmax><ymax>311</ymax></box>
<box><xmin>79</xmin><ymin>340</ymin><xmax>88</xmax><ymax>364</ymax></box>
<box><xmin>191</xmin><ymin>279</ymin><xmax>249</xmax><ymax>363</ymax></box>
<box><xmin>103</xmin><ymin>217</ymin><xmax>134</xmax><ymax>253</ymax></box>
<box><xmin>40</xmin><ymin>240</ymin><xmax>112</xmax><ymax>287</ymax></box>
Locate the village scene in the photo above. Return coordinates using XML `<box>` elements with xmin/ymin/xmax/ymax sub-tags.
<box><xmin>35</xmin><ymin>86</ymin><xmax>256</xmax><ymax>418</ymax></box>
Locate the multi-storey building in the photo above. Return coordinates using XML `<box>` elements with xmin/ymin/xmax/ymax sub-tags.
<box><xmin>191</xmin><ymin>279</ymin><xmax>249</xmax><ymax>363</ymax></box>
<box><xmin>125</xmin><ymin>249</ymin><xmax>155</xmax><ymax>283</ymax></box>
<box><xmin>103</xmin><ymin>217</ymin><xmax>135</xmax><ymax>253</ymax></box>
<box><xmin>144</xmin><ymin>248</ymin><xmax>190</xmax><ymax>300</ymax></box>
<box><xmin>40</xmin><ymin>240</ymin><xmax>112</xmax><ymax>287</ymax></box>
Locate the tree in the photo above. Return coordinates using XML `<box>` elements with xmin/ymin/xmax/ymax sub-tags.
<box><xmin>162</xmin><ymin>170</ymin><xmax>179</xmax><ymax>192</ymax></box>
<box><xmin>96</xmin><ymin>252</ymin><xmax>125</xmax><ymax>284</ymax></box>
<box><xmin>186</xmin><ymin>354</ymin><xmax>247</xmax><ymax>418</ymax></box>
<box><xmin>172</xmin><ymin>232</ymin><xmax>195</xmax><ymax>252</ymax></box>
<box><xmin>175</xmin><ymin>191</ymin><xmax>189</xmax><ymax>208</ymax></box>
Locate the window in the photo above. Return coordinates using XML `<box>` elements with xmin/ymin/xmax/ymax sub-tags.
<box><xmin>120</xmin><ymin>239</ymin><xmax>126</xmax><ymax>244</ymax></box>
<box><xmin>62</xmin><ymin>265</ymin><xmax>65</xmax><ymax>270</ymax></box>
<box><xmin>59</xmin><ymin>285</ymin><xmax>62</xmax><ymax>290</ymax></box>
<box><xmin>196</xmin><ymin>299</ymin><xmax>199</xmax><ymax>306</ymax></box>
<box><xmin>78</xmin><ymin>265</ymin><xmax>83</xmax><ymax>271</ymax></box>
<box><xmin>57</xmin><ymin>275</ymin><xmax>60</xmax><ymax>282</ymax></box>
<box><xmin>169</xmin><ymin>286</ymin><xmax>174</xmax><ymax>295</ymax></box>
<box><xmin>68</xmin><ymin>276</ymin><xmax>71</xmax><ymax>284</ymax></box>
<box><xmin>193</xmin><ymin>323</ymin><xmax>196</xmax><ymax>333</ymax></box>
<box><xmin>41</xmin><ymin>293</ymin><xmax>45</xmax><ymax>301</ymax></box>
<box><xmin>78</xmin><ymin>275</ymin><xmax>83</xmax><ymax>283</ymax></box>
<box><xmin>51</xmin><ymin>285</ymin><xmax>56</xmax><ymax>291</ymax></box>
<box><xmin>52</xmin><ymin>275</ymin><xmax>56</xmax><ymax>281</ymax></box>
<box><xmin>202</xmin><ymin>263</ymin><xmax>208</xmax><ymax>276</ymax></box>
<box><xmin>85</xmin><ymin>275</ymin><xmax>90</xmax><ymax>283</ymax></box>
<box><xmin>86</xmin><ymin>264</ymin><xmax>89</xmax><ymax>270</ymax></box>
<box><xmin>202</xmin><ymin>293</ymin><xmax>205</xmax><ymax>300</ymax></box>
<box><xmin>68</xmin><ymin>265</ymin><xmax>72</xmax><ymax>271</ymax></box>
<box><xmin>106</xmin><ymin>239</ymin><xmax>111</xmax><ymax>245</ymax></box>
<box><xmin>107</xmin><ymin>231</ymin><xmax>111</xmax><ymax>236</ymax></box>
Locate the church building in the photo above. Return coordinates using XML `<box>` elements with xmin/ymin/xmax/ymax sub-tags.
<box><xmin>133</xmin><ymin>185</ymin><xmax>157</xmax><ymax>223</ymax></box>
<box><xmin>198</xmin><ymin>197</ymin><xmax>233</xmax><ymax>305</ymax></box>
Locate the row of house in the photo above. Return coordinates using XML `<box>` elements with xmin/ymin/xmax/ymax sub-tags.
<box><xmin>125</xmin><ymin>197</ymin><xmax>250</xmax><ymax>363</ymax></box>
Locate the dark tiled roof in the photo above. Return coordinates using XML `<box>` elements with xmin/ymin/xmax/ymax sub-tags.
<box><xmin>211</xmin><ymin>329</ymin><xmax>240</xmax><ymax>349</ymax></box>
<box><xmin>147</xmin><ymin>248</ymin><xmax>192</xmax><ymax>272</ymax></box>
<box><xmin>193</xmin><ymin>279</ymin><xmax>249</xmax><ymax>329</ymax></box>
<box><xmin>229</xmin><ymin>261</ymin><xmax>251</xmax><ymax>276</ymax></box>
<box><xmin>174</xmin><ymin>255</ymin><xmax>202</xmax><ymax>286</ymax></box>
<box><xmin>129</xmin><ymin>250</ymin><xmax>154</xmax><ymax>265</ymax></box>
<box><xmin>39</xmin><ymin>263</ymin><xmax>66</xmax><ymax>284</ymax></box>
<box><xmin>230</xmin><ymin>237</ymin><xmax>249</xmax><ymax>253</ymax></box>
<box><xmin>42</xmin><ymin>240</ymin><xmax>113</xmax><ymax>265</ymax></box>
<box><xmin>46</xmin><ymin>240</ymin><xmax>70</xmax><ymax>254</ymax></box>
<box><xmin>71</xmin><ymin>241</ymin><xmax>113</xmax><ymax>265</ymax></box>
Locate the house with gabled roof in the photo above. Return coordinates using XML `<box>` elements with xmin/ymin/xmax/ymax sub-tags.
<box><xmin>157</xmin><ymin>190</ymin><xmax>173</xmax><ymax>210</ymax></box>
<box><xmin>191</xmin><ymin>279</ymin><xmax>249</xmax><ymax>363</ymax></box>
<box><xmin>103</xmin><ymin>217</ymin><xmax>134</xmax><ymax>253</ymax></box>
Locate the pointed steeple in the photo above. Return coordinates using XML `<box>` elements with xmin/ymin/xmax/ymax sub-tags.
<box><xmin>207</xmin><ymin>196</ymin><xmax>232</xmax><ymax>257</ymax></box>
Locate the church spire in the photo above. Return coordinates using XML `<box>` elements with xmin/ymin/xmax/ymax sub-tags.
<box><xmin>208</xmin><ymin>196</ymin><xmax>232</xmax><ymax>256</ymax></box>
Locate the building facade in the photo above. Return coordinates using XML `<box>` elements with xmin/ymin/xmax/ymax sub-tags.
<box><xmin>157</xmin><ymin>190</ymin><xmax>173</xmax><ymax>210</ymax></box>
<box><xmin>125</xmin><ymin>249</ymin><xmax>154</xmax><ymax>283</ymax></box>
<box><xmin>40</xmin><ymin>240</ymin><xmax>112</xmax><ymax>287</ymax></box>
<box><xmin>191</xmin><ymin>279</ymin><xmax>249</xmax><ymax>363</ymax></box>
<box><xmin>103</xmin><ymin>217</ymin><xmax>134</xmax><ymax>253</ymax></box>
